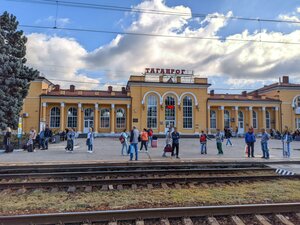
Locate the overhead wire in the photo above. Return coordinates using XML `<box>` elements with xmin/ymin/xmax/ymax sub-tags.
<box><xmin>9</xmin><ymin>0</ymin><xmax>300</xmax><ymax>25</ymax></box>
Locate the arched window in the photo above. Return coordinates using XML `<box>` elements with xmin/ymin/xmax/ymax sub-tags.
<box><xmin>224</xmin><ymin>110</ymin><xmax>230</xmax><ymax>128</ymax></box>
<box><xmin>210</xmin><ymin>110</ymin><xmax>216</xmax><ymax>129</ymax></box>
<box><xmin>296</xmin><ymin>118</ymin><xmax>300</xmax><ymax>129</ymax></box>
<box><xmin>165</xmin><ymin>96</ymin><xmax>176</xmax><ymax>128</ymax></box>
<box><xmin>116</xmin><ymin>108</ymin><xmax>126</xmax><ymax>129</ymax></box>
<box><xmin>297</xmin><ymin>96</ymin><xmax>300</xmax><ymax>107</ymax></box>
<box><xmin>252</xmin><ymin>111</ymin><xmax>258</xmax><ymax>129</ymax></box>
<box><xmin>50</xmin><ymin>107</ymin><xmax>60</xmax><ymax>128</ymax></box>
<box><xmin>183</xmin><ymin>96</ymin><xmax>193</xmax><ymax>129</ymax></box>
<box><xmin>147</xmin><ymin>95</ymin><xmax>157</xmax><ymax>128</ymax></box>
<box><xmin>266</xmin><ymin>111</ymin><xmax>271</xmax><ymax>129</ymax></box>
<box><xmin>100</xmin><ymin>109</ymin><xmax>110</xmax><ymax>128</ymax></box>
<box><xmin>67</xmin><ymin>107</ymin><xmax>77</xmax><ymax>128</ymax></box>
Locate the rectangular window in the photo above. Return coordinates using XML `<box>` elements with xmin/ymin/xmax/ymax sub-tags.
<box><xmin>210</xmin><ymin>111</ymin><xmax>217</xmax><ymax>129</ymax></box>
<box><xmin>183</xmin><ymin>105</ymin><xmax>193</xmax><ymax>129</ymax></box>
<box><xmin>147</xmin><ymin>106</ymin><xmax>157</xmax><ymax>128</ymax></box>
<box><xmin>296</xmin><ymin>118</ymin><xmax>300</xmax><ymax>129</ymax></box>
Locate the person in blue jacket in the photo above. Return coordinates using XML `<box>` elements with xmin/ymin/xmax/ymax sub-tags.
<box><xmin>282</xmin><ymin>129</ymin><xmax>293</xmax><ymax>158</ymax></box>
<box><xmin>245</xmin><ymin>127</ymin><xmax>256</xmax><ymax>158</ymax></box>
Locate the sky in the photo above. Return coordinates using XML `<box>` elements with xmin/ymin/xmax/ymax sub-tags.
<box><xmin>2</xmin><ymin>0</ymin><xmax>300</xmax><ymax>93</ymax></box>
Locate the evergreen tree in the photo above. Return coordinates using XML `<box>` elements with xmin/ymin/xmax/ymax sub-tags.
<box><xmin>0</xmin><ymin>11</ymin><xmax>39</xmax><ymax>130</ymax></box>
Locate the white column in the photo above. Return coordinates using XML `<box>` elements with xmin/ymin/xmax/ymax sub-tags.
<box><xmin>42</xmin><ymin>102</ymin><xmax>47</xmax><ymax>123</ymax></box>
<box><xmin>248</xmin><ymin>106</ymin><xmax>253</xmax><ymax>128</ymax></box>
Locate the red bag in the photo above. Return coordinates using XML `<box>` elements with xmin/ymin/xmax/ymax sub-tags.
<box><xmin>164</xmin><ymin>144</ymin><xmax>172</xmax><ymax>152</ymax></box>
<box><xmin>200</xmin><ymin>134</ymin><xmax>207</xmax><ymax>142</ymax></box>
<box><xmin>119</xmin><ymin>135</ymin><xmax>125</xmax><ymax>143</ymax></box>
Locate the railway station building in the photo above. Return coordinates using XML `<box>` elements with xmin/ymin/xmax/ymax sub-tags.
<box><xmin>21</xmin><ymin>68</ymin><xmax>300</xmax><ymax>135</ymax></box>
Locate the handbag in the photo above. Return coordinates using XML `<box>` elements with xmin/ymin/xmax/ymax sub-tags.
<box><xmin>86</xmin><ymin>138</ymin><xmax>90</xmax><ymax>146</ymax></box>
<box><xmin>164</xmin><ymin>144</ymin><xmax>172</xmax><ymax>152</ymax></box>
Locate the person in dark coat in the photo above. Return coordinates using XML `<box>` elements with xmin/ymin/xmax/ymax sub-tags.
<box><xmin>171</xmin><ymin>127</ymin><xmax>180</xmax><ymax>159</ymax></box>
<box><xmin>3</xmin><ymin>127</ymin><xmax>12</xmax><ymax>153</ymax></box>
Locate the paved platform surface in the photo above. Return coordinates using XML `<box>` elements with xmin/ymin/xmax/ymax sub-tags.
<box><xmin>0</xmin><ymin>138</ymin><xmax>299</xmax><ymax>166</ymax></box>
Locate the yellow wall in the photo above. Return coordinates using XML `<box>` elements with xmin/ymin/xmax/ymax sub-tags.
<box><xmin>21</xmin><ymin>76</ymin><xmax>299</xmax><ymax>134</ymax></box>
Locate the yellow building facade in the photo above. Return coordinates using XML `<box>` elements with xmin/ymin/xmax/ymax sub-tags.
<box><xmin>21</xmin><ymin>70</ymin><xmax>300</xmax><ymax>135</ymax></box>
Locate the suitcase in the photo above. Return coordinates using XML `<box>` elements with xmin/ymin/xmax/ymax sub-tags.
<box><xmin>151</xmin><ymin>140</ymin><xmax>157</xmax><ymax>148</ymax></box>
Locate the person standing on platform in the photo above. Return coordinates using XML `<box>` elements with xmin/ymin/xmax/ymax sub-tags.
<box><xmin>43</xmin><ymin>125</ymin><xmax>52</xmax><ymax>150</ymax></box>
<box><xmin>200</xmin><ymin>130</ymin><xmax>210</xmax><ymax>154</ymax></box>
<box><xmin>245</xmin><ymin>127</ymin><xmax>256</xmax><ymax>158</ymax></box>
<box><xmin>162</xmin><ymin>128</ymin><xmax>172</xmax><ymax>157</ymax></box>
<box><xmin>120</xmin><ymin>129</ymin><xmax>129</xmax><ymax>156</ymax></box>
<box><xmin>129</xmin><ymin>126</ymin><xmax>139</xmax><ymax>161</ymax></box>
<box><xmin>140</xmin><ymin>128</ymin><xmax>149</xmax><ymax>152</ymax></box>
<box><xmin>282</xmin><ymin>129</ymin><xmax>293</xmax><ymax>158</ymax></box>
<box><xmin>215</xmin><ymin>129</ymin><xmax>224</xmax><ymax>155</ymax></box>
<box><xmin>86</xmin><ymin>127</ymin><xmax>94</xmax><ymax>153</ymax></box>
<box><xmin>171</xmin><ymin>127</ymin><xmax>180</xmax><ymax>159</ymax></box>
<box><xmin>3</xmin><ymin>127</ymin><xmax>12</xmax><ymax>153</ymax></box>
<box><xmin>225</xmin><ymin>128</ymin><xmax>233</xmax><ymax>146</ymax></box>
<box><xmin>147</xmin><ymin>127</ymin><xmax>153</xmax><ymax>148</ymax></box>
<box><xmin>261</xmin><ymin>128</ymin><xmax>270</xmax><ymax>159</ymax></box>
<box><xmin>66</xmin><ymin>128</ymin><xmax>75</xmax><ymax>152</ymax></box>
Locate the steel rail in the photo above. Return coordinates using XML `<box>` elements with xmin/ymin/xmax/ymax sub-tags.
<box><xmin>0</xmin><ymin>167</ymin><xmax>275</xmax><ymax>179</ymax></box>
<box><xmin>2</xmin><ymin>160</ymin><xmax>297</xmax><ymax>171</ymax></box>
<box><xmin>0</xmin><ymin>163</ymin><xmax>269</xmax><ymax>174</ymax></box>
<box><xmin>1</xmin><ymin>174</ymin><xmax>299</xmax><ymax>189</ymax></box>
<box><xmin>0</xmin><ymin>202</ymin><xmax>299</xmax><ymax>225</ymax></box>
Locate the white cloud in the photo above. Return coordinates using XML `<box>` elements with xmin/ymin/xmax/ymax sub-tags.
<box><xmin>278</xmin><ymin>14</ymin><xmax>300</xmax><ymax>23</ymax></box>
<box><xmin>26</xmin><ymin>33</ymin><xmax>100</xmax><ymax>89</ymax></box>
<box><xmin>83</xmin><ymin>0</ymin><xmax>300</xmax><ymax>85</ymax></box>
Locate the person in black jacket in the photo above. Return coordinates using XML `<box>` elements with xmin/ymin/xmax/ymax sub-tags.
<box><xmin>3</xmin><ymin>127</ymin><xmax>12</xmax><ymax>153</ymax></box>
<box><xmin>43</xmin><ymin>125</ymin><xmax>52</xmax><ymax>150</ymax></box>
<box><xmin>171</xmin><ymin>127</ymin><xmax>180</xmax><ymax>159</ymax></box>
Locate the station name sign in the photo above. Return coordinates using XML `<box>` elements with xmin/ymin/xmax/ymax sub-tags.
<box><xmin>145</xmin><ymin>68</ymin><xmax>193</xmax><ymax>75</ymax></box>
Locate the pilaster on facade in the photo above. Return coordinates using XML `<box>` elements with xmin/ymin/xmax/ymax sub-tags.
<box><xmin>234</xmin><ymin>106</ymin><xmax>239</xmax><ymax>130</ymax></box>
<box><xmin>60</xmin><ymin>102</ymin><xmax>65</xmax><ymax>131</ymax></box>
<box><xmin>110</xmin><ymin>104</ymin><xmax>115</xmax><ymax>133</ymax></box>
<box><xmin>42</xmin><ymin>102</ymin><xmax>47</xmax><ymax>122</ymax></box>
<box><xmin>248</xmin><ymin>106</ymin><xmax>253</xmax><ymax>128</ymax></box>
<box><xmin>127</xmin><ymin>104</ymin><xmax>131</xmax><ymax>131</ymax></box>
<box><xmin>275</xmin><ymin>106</ymin><xmax>280</xmax><ymax>131</ymax></box>
<box><xmin>77</xmin><ymin>103</ymin><xmax>82</xmax><ymax>133</ymax></box>
<box><xmin>207</xmin><ymin>105</ymin><xmax>211</xmax><ymax>133</ymax></box>
<box><xmin>219</xmin><ymin>106</ymin><xmax>224</xmax><ymax>130</ymax></box>
<box><xmin>262</xmin><ymin>107</ymin><xmax>266</xmax><ymax>129</ymax></box>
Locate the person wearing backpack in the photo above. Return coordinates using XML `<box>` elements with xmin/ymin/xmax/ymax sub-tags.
<box><xmin>199</xmin><ymin>130</ymin><xmax>211</xmax><ymax>154</ymax></box>
<box><xmin>140</xmin><ymin>128</ymin><xmax>149</xmax><ymax>152</ymax></box>
<box><xmin>120</xmin><ymin>129</ymin><xmax>129</xmax><ymax>156</ymax></box>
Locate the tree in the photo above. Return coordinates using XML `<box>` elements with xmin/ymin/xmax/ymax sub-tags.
<box><xmin>0</xmin><ymin>11</ymin><xmax>39</xmax><ymax>130</ymax></box>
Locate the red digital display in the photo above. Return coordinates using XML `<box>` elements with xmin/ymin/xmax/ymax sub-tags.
<box><xmin>166</xmin><ymin>105</ymin><xmax>175</xmax><ymax>109</ymax></box>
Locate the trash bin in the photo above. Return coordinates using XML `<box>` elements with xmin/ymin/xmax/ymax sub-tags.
<box><xmin>151</xmin><ymin>135</ymin><xmax>158</xmax><ymax>148</ymax></box>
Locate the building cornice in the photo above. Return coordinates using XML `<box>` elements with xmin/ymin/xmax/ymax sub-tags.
<box><xmin>127</xmin><ymin>81</ymin><xmax>210</xmax><ymax>88</ymax></box>
<box><xmin>208</xmin><ymin>99</ymin><xmax>281</xmax><ymax>104</ymax></box>
<box><xmin>41</xmin><ymin>95</ymin><xmax>131</xmax><ymax>101</ymax></box>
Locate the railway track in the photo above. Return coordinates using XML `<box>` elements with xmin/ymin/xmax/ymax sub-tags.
<box><xmin>0</xmin><ymin>203</ymin><xmax>299</xmax><ymax>225</ymax></box>
<box><xmin>0</xmin><ymin>162</ymin><xmax>298</xmax><ymax>192</ymax></box>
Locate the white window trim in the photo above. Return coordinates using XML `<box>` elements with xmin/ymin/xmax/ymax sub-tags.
<box><xmin>116</xmin><ymin>108</ymin><xmax>126</xmax><ymax>129</ymax></box>
<box><xmin>100</xmin><ymin>108</ymin><xmax>110</xmax><ymax>128</ymax></box>
<box><xmin>67</xmin><ymin>107</ymin><xmax>77</xmax><ymax>128</ymax></box>
<box><xmin>147</xmin><ymin>95</ymin><xmax>158</xmax><ymax>129</ymax></box>
<box><xmin>183</xmin><ymin>96</ymin><xmax>193</xmax><ymax>129</ymax></box>
<box><xmin>210</xmin><ymin>110</ymin><xmax>217</xmax><ymax>129</ymax></box>
<box><xmin>252</xmin><ymin>110</ymin><xmax>258</xmax><ymax>129</ymax></box>
<box><xmin>50</xmin><ymin>107</ymin><xmax>60</xmax><ymax>128</ymax></box>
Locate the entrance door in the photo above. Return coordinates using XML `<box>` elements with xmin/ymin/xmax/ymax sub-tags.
<box><xmin>238</xmin><ymin>111</ymin><xmax>244</xmax><ymax>134</ymax></box>
<box><xmin>165</xmin><ymin>96</ymin><xmax>176</xmax><ymax>132</ymax></box>
<box><xmin>84</xmin><ymin>108</ymin><xmax>94</xmax><ymax>133</ymax></box>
